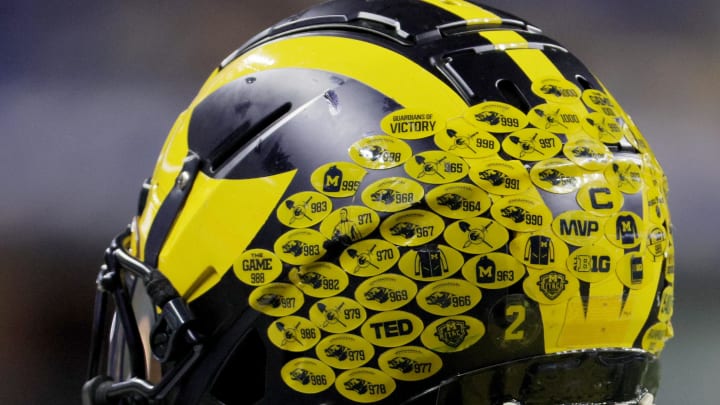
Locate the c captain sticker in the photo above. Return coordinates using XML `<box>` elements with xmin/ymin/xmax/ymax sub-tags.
<box><xmin>233</xmin><ymin>248</ymin><xmax>283</xmax><ymax>286</ymax></box>
<box><xmin>420</xmin><ymin>316</ymin><xmax>485</xmax><ymax>353</ymax></box>
<box><xmin>426</xmin><ymin>182</ymin><xmax>491</xmax><ymax>219</ymax></box>
<box><xmin>335</xmin><ymin>367</ymin><xmax>396</xmax><ymax>403</ymax></box>
<box><xmin>355</xmin><ymin>274</ymin><xmax>417</xmax><ymax>311</ymax></box>
<box><xmin>378</xmin><ymin>346</ymin><xmax>442</xmax><ymax>382</ymax></box>
<box><xmin>339</xmin><ymin>239</ymin><xmax>399</xmax><ymax>277</ymax></box>
<box><xmin>309</xmin><ymin>297</ymin><xmax>367</xmax><ymax>334</ymax></box>
<box><xmin>380</xmin><ymin>209</ymin><xmax>445</xmax><ymax>247</ymax></box>
<box><xmin>404</xmin><ymin>150</ymin><xmax>469</xmax><ymax>184</ymax></box>
<box><xmin>349</xmin><ymin>135</ymin><xmax>412</xmax><ymax>169</ymax></box>
<box><xmin>381</xmin><ymin>108</ymin><xmax>441</xmax><ymax>140</ymax></box>
<box><xmin>468</xmin><ymin>157</ymin><xmax>531</xmax><ymax>195</ymax></box>
<box><xmin>502</xmin><ymin>128</ymin><xmax>562</xmax><ymax>161</ymax></box>
<box><xmin>267</xmin><ymin>316</ymin><xmax>320</xmax><ymax>352</ymax></box>
<box><xmin>490</xmin><ymin>195</ymin><xmax>552</xmax><ymax>232</ymax></box>
<box><xmin>444</xmin><ymin>217</ymin><xmax>509</xmax><ymax>254</ymax></box>
<box><xmin>288</xmin><ymin>262</ymin><xmax>348</xmax><ymax>298</ymax></box>
<box><xmin>531</xmin><ymin>77</ymin><xmax>582</xmax><ymax>104</ymax></box>
<box><xmin>528</xmin><ymin>104</ymin><xmax>583</xmax><ymax>135</ymax></box>
<box><xmin>282</xmin><ymin>357</ymin><xmax>335</xmax><ymax>394</ymax></box>
<box><xmin>311</xmin><ymin>162</ymin><xmax>366</xmax><ymax>198</ymax></box>
<box><xmin>276</xmin><ymin>191</ymin><xmax>332</xmax><ymax>228</ymax></box>
<box><xmin>319</xmin><ymin>205</ymin><xmax>379</xmax><ymax>245</ymax></box>
<box><xmin>361</xmin><ymin>310</ymin><xmax>424</xmax><ymax>348</ymax></box>
<box><xmin>361</xmin><ymin>177</ymin><xmax>424</xmax><ymax>213</ymax></box>
<box><xmin>249</xmin><ymin>283</ymin><xmax>304</xmax><ymax>317</ymax></box>
<box><xmin>416</xmin><ymin>279</ymin><xmax>481</xmax><ymax>316</ymax></box>
<box><xmin>316</xmin><ymin>334</ymin><xmax>375</xmax><ymax>370</ymax></box>
<box><xmin>274</xmin><ymin>228</ymin><xmax>327</xmax><ymax>265</ymax></box>
<box><xmin>461</xmin><ymin>253</ymin><xmax>525</xmax><ymax>289</ymax></box>
<box><xmin>435</xmin><ymin>117</ymin><xmax>499</xmax><ymax>158</ymax></box>
<box><xmin>576</xmin><ymin>181</ymin><xmax>623</xmax><ymax>216</ymax></box>
<box><xmin>465</xmin><ymin>101</ymin><xmax>528</xmax><ymax>133</ymax></box>
<box><xmin>398</xmin><ymin>244</ymin><xmax>464</xmax><ymax>282</ymax></box>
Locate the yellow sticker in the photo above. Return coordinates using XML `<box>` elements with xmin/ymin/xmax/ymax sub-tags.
<box><xmin>563</xmin><ymin>136</ymin><xmax>612</xmax><ymax>171</ymax></box>
<box><xmin>582</xmin><ymin>112</ymin><xmax>624</xmax><ymax>144</ymax></box>
<box><xmin>444</xmin><ymin>217</ymin><xmax>509</xmax><ymax>254</ymax></box>
<box><xmin>404</xmin><ymin>150</ymin><xmax>469</xmax><ymax>184</ymax></box>
<box><xmin>267</xmin><ymin>316</ymin><xmax>320</xmax><ymax>352</ymax></box>
<box><xmin>276</xmin><ymin>191</ymin><xmax>332</xmax><ymax>228</ymax></box>
<box><xmin>644</xmin><ymin>181</ymin><xmax>667</xmax><ymax>225</ymax></box>
<box><xmin>416</xmin><ymin>279</ymin><xmax>481</xmax><ymax>316</ymax></box>
<box><xmin>468</xmin><ymin>157</ymin><xmax>531</xmax><ymax>195</ymax></box>
<box><xmin>605</xmin><ymin>158</ymin><xmax>643</xmax><ymax>194</ymax></box>
<box><xmin>461</xmin><ymin>252</ymin><xmax>526</xmax><ymax>289</ymax></box>
<box><xmin>528</xmin><ymin>104</ymin><xmax>583</xmax><ymax>134</ymax></box>
<box><xmin>288</xmin><ymin>262</ymin><xmax>349</xmax><ymax>298</ymax></box>
<box><xmin>319</xmin><ymin>205</ymin><xmax>380</xmax><ymax>245</ymax></box>
<box><xmin>566</xmin><ymin>243</ymin><xmax>618</xmax><ymax>283</ymax></box>
<box><xmin>281</xmin><ymin>357</ymin><xmax>335</xmax><ymax>394</ymax></box>
<box><xmin>233</xmin><ymin>248</ymin><xmax>283</xmax><ymax>286</ymax></box>
<box><xmin>361</xmin><ymin>310</ymin><xmax>424</xmax><ymax>348</ymax></box>
<box><xmin>582</xmin><ymin>89</ymin><xmax>618</xmax><ymax>117</ymax></box>
<box><xmin>274</xmin><ymin>228</ymin><xmax>327</xmax><ymax>265</ymax></box>
<box><xmin>435</xmin><ymin>117</ymin><xmax>500</xmax><ymax>158</ymax></box>
<box><xmin>616</xmin><ymin>252</ymin><xmax>652</xmax><ymax>289</ymax></box>
<box><xmin>510</xmin><ymin>231</ymin><xmax>569</xmax><ymax>270</ymax></box>
<box><xmin>658</xmin><ymin>286</ymin><xmax>674</xmax><ymax>322</ymax></box>
<box><xmin>502</xmin><ymin>128</ymin><xmax>562</xmax><ymax>161</ymax></box>
<box><xmin>311</xmin><ymin>162</ymin><xmax>366</xmax><ymax>198</ymax></box>
<box><xmin>426</xmin><ymin>182</ymin><xmax>491</xmax><ymax>219</ymax></box>
<box><xmin>348</xmin><ymin>135</ymin><xmax>412</xmax><ymax>169</ymax></box>
<box><xmin>339</xmin><ymin>239</ymin><xmax>399</xmax><ymax>277</ymax></box>
<box><xmin>665</xmin><ymin>243</ymin><xmax>675</xmax><ymax>283</ymax></box>
<box><xmin>398</xmin><ymin>244</ymin><xmax>464</xmax><ymax>282</ymax></box>
<box><xmin>315</xmin><ymin>334</ymin><xmax>375</xmax><ymax>370</ymax></box>
<box><xmin>381</xmin><ymin>108</ymin><xmax>442</xmax><ymax>140</ymax></box>
<box><xmin>522</xmin><ymin>269</ymin><xmax>579</xmax><ymax>305</ymax></box>
<box><xmin>646</xmin><ymin>225</ymin><xmax>669</xmax><ymax>260</ymax></box>
<box><xmin>490</xmin><ymin>195</ymin><xmax>553</xmax><ymax>232</ymax></box>
<box><xmin>309</xmin><ymin>297</ymin><xmax>367</xmax><ymax>333</ymax></box>
<box><xmin>604</xmin><ymin>211</ymin><xmax>644</xmax><ymax>249</ymax></box>
<box><xmin>378</xmin><ymin>346</ymin><xmax>443</xmax><ymax>382</ymax></box>
<box><xmin>355</xmin><ymin>274</ymin><xmax>418</xmax><ymax>311</ymax></box>
<box><xmin>420</xmin><ymin>315</ymin><xmax>485</xmax><ymax>353</ymax></box>
<box><xmin>576</xmin><ymin>181</ymin><xmax>624</xmax><ymax>216</ymax></box>
<box><xmin>361</xmin><ymin>177</ymin><xmax>425</xmax><ymax>213</ymax></box>
<box><xmin>379</xmin><ymin>209</ymin><xmax>445</xmax><ymax>247</ymax></box>
<box><xmin>641</xmin><ymin>322</ymin><xmax>671</xmax><ymax>354</ymax></box>
<box><xmin>335</xmin><ymin>367</ymin><xmax>396</xmax><ymax>403</ymax></box>
<box><xmin>249</xmin><ymin>283</ymin><xmax>305</xmax><ymax>317</ymax></box>
<box><xmin>531</xmin><ymin>77</ymin><xmax>582</xmax><ymax>104</ymax></box>
<box><xmin>530</xmin><ymin>157</ymin><xmax>588</xmax><ymax>194</ymax></box>
<box><xmin>552</xmin><ymin>210</ymin><xmax>607</xmax><ymax>246</ymax></box>
<box><xmin>465</xmin><ymin>101</ymin><xmax>529</xmax><ymax>133</ymax></box>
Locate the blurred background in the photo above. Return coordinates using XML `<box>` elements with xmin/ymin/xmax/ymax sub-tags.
<box><xmin>1</xmin><ymin>0</ymin><xmax>717</xmax><ymax>403</ymax></box>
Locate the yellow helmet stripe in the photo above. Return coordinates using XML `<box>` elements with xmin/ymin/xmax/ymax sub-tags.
<box><xmin>419</xmin><ymin>0</ymin><xmax>502</xmax><ymax>24</ymax></box>
<box><xmin>480</xmin><ymin>30</ymin><xmax>567</xmax><ymax>82</ymax></box>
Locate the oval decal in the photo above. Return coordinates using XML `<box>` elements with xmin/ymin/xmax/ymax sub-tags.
<box><xmin>276</xmin><ymin>191</ymin><xmax>332</xmax><ymax>228</ymax></box>
<box><xmin>426</xmin><ymin>182</ymin><xmax>491</xmax><ymax>219</ymax></box>
<box><xmin>398</xmin><ymin>244</ymin><xmax>464</xmax><ymax>282</ymax></box>
<box><xmin>490</xmin><ymin>195</ymin><xmax>553</xmax><ymax>232</ymax></box>
<box><xmin>233</xmin><ymin>248</ymin><xmax>283</xmax><ymax>286</ymax></box>
<box><xmin>465</xmin><ymin>101</ymin><xmax>528</xmax><ymax>133</ymax></box>
<box><xmin>315</xmin><ymin>334</ymin><xmax>375</xmax><ymax>370</ymax></box>
<box><xmin>319</xmin><ymin>205</ymin><xmax>380</xmax><ymax>245</ymax></box>
<box><xmin>641</xmin><ymin>322</ymin><xmax>671</xmax><ymax>355</ymax></box>
<box><xmin>267</xmin><ymin>316</ymin><xmax>320</xmax><ymax>352</ymax></box>
<box><xmin>576</xmin><ymin>181</ymin><xmax>624</xmax><ymax>216</ymax></box>
<box><xmin>566</xmin><ymin>243</ymin><xmax>618</xmax><ymax>283</ymax></box>
<box><xmin>420</xmin><ymin>315</ymin><xmax>485</xmax><ymax>353</ymax></box>
<box><xmin>461</xmin><ymin>252</ymin><xmax>526</xmax><ymax>289</ymax></box>
<box><xmin>510</xmin><ymin>231</ymin><xmax>569</xmax><ymax>270</ymax></box>
<box><xmin>378</xmin><ymin>346</ymin><xmax>443</xmax><ymax>382</ymax></box>
<box><xmin>339</xmin><ymin>239</ymin><xmax>399</xmax><ymax>277</ymax></box>
<box><xmin>274</xmin><ymin>228</ymin><xmax>327</xmax><ymax>265</ymax></box>
<box><xmin>281</xmin><ymin>357</ymin><xmax>335</xmax><ymax>394</ymax></box>
<box><xmin>311</xmin><ymin>161</ymin><xmax>366</xmax><ymax>198</ymax></box>
<box><xmin>551</xmin><ymin>210</ymin><xmax>607</xmax><ymax>246</ymax></box>
<box><xmin>249</xmin><ymin>282</ymin><xmax>304</xmax><ymax>317</ymax></box>
<box><xmin>355</xmin><ymin>273</ymin><xmax>418</xmax><ymax>311</ymax></box>
<box><xmin>604</xmin><ymin>157</ymin><xmax>643</xmax><ymax>194</ymax></box>
<box><xmin>435</xmin><ymin>117</ymin><xmax>500</xmax><ymax>158</ymax></box>
<box><xmin>582</xmin><ymin>89</ymin><xmax>618</xmax><ymax>117</ymax></box>
<box><xmin>381</xmin><ymin>108</ymin><xmax>442</xmax><ymax>140</ymax></box>
<box><xmin>616</xmin><ymin>252</ymin><xmax>653</xmax><ymax>290</ymax></box>
<box><xmin>468</xmin><ymin>157</ymin><xmax>531</xmax><ymax>195</ymax></box>
<box><xmin>582</xmin><ymin>112</ymin><xmax>624</xmax><ymax>144</ymax></box>
<box><xmin>361</xmin><ymin>176</ymin><xmax>425</xmax><ymax>213</ymax></box>
<box><xmin>522</xmin><ymin>269</ymin><xmax>579</xmax><ymax>305</ymax></box>
<box><xmin>502</xmin><ymin>128</ymin><xmax>562</xmax><ymax>161</ymax></box>
<box><xmin>603</xmin><ymin>211</ymin><xmax>644</xmax><ymax>249</ymax></box>
<box><xmin>531</xmin><ymin>77</ymin><xmax>582</xmax><ymax>104</ymax></box>
<box><xmin>563</xmin><ymin>136</ymin><xmax>612</xmax><ymax>171</ymax></box>
<box><xmin>335</xmin><ymin>367</ymin><xmax>396</xmax><ymax>403</ymax></box>
<box><xmin>404</xmin><ymin>150</ymin><xmax>469</xmax><ymax>184</ymax></box>
<box><xmin>416</xmin><ymin>279</ymin><xmax>481</xmax><ymax>316</ymax></box>
<box><xmin>288</xmin><ymin>261</ymin><xmax>349</xmax><ymax>298</ymax></box>
<box><xmin>444</xmin><ymin>217</ymin><xmax>509</xmax><ymax>254</ymax></box>
<box><xmin>530</xmin><ymin>157</ymin><xmax>589</xmax><ymax>194</ymax></box>
<box><xmin>528</xmin><ymin>103</ymin><xmax>583</xmax><ymax>135</ymax></box>
<box><xmin>309</xmin><ymin>296</ymin><xmax>367</xmax><ymax>333</ymax></box>
<box><xmin>349</xmin><ymin>135</ymin><xmax>412</xmax><ymax>169</ymax></box>
<box><xmin>380</xmin><ymin>209</ymin><xmax>445</xmax><ymax>247</ymax></box>
<box><xmin>361</xmin><ymin>310</ymin><xmax>424</xmax><ymax>348</ymax></box>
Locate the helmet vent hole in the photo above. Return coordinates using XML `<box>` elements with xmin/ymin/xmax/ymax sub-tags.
<box><xmin>575</xmin><ymin>75</ymin><xmax>593</xmax><ymax>90</ymax></box>
<box><xmin>496</xmin><ymin>79</ymin><xmax>530</xmax><ymax>113</ymax></box>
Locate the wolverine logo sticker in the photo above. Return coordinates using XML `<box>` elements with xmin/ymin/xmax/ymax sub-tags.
<box><xmin>468</xmin><ymin>157</ymin><xmax>531</xmax><ymax>195</ymax></box>
<box><xmin>361</xmin><ymin>177</ymin><xmax>425</xmax><ymax>213</ymax></box>
<box><xmin>335</xmin><ymin>368</ymin><xmax>396</xmax><ymax>403</ymax></box>
<box><xmin>349</xmin><ymin>135</ymin><xmax>412</xmax><ymax>169</ymax></box>
<box><xmin>531</xmin><ymin>77</ymin><xmax>582</xmax><ymax>104</ymax></box>
<box><xmin>378</xmin><ymin>346</ymin><xmax>443</xmax><ymax>382</ymax></box>
<box><xmin>465</xmin><ymin>101</ymin><xmax>529</xmax><ymax>133</ymax></box>
<box><xmin>563</xmin><ymin>136</ymin><xmax>612</xmax><ymax>171</ymax></box>
<box><xmin>421</xmin><ymin>316</ymin><xmax>485</xmax><ymax>353</ymax></box>
<box><xmin>281</xmin><ymin>357</ymin><xmax>335</xmax><ymax>394</ymax></box>
<box><xmin>380</xmin><ymin>209</ymin><xmax>445</xmax><ymax>247</ymax></box>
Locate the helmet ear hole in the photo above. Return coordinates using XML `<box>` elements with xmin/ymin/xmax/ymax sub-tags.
<box><xmin>208</xmin><ymin>328</ymin><xmax>266</xmax><ymax>404</ymax></box>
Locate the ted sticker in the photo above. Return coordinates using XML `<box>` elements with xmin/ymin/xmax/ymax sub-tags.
<box><xmin>381</xmin><ymin>108</ymin><xmax>441</xmax><ymax>140</ymax></box>
<box><xmin>267</xmin><ymin>316</ymin><xmax>320</xmax><ymax>352</ymax></box>
<box><xmin>348</xmin><ymin>135</ymin><xmax>412</xmax><ymax>169</ymax></box>
<box><xmin>380</xmin><ymin>209</ymin><xmax>445</xmax><ymax>247</ymax></box>
<box><xmin>465</xmin><ymin>101</ymin><xmax>528</xmax><ymax>133</ymax></box>
<box><xmin>378</xmin><ymin>346</ymin><xmax>443</xmax><ymax>382</ymax></box>
<box><xmin>361</xmin><ymin>177</ymin><xmax>425</xmax><ymax>213</ymax></box>
<box><xmin>311</xmin><ymin>162</ymin><xmax>366</xmax><ymax>198</ymax></box>
<box><xmin>435</xmin><ymin>117</ymin><xmax>499</xmax><ymax>158</ymax></box>
<box><xmin>420</xmin><ymin>315</ymin><xmax>485</xmax><ymax>353</ymax></box>
<box><xmin>276</xmin><ymin>191</ymin><xmax>332</xmax><ymax>228</ymax></box>
<box><xmin>404</xmin><ymin>150</ymin><xmax>469</xmax><ymax>185</ymax></box>
<box><xmin>233</xmin><ymin>248</ymin><xmax>283</xmax><ymax>286</ymax></box>
<box><xmin>335</xmin><ymin>367</ymin><xmax>396</xmax><ymax>403</ymax></box>
<box><xmin>274</xmin><ymin>228</ymin><xmax>327</xmax><ymax>265</ymax></box>
<box><xmin>426</xmin><ymin>182</ymin><xmax>491</xmax><ymax>219</ymax></box>
<box><xmin>281</xmin><ymin>357</ymin><xmax>335</xmax><ymax>394</ymax></box>
<box><xmin>361</xmin><ymin>310</ymin><xmax>424</xmax><ymax>348</ymax></box>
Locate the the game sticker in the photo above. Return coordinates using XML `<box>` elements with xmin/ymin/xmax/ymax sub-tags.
<box><xmin>233</xmin><ymin>248</ymin><xmax>283</xmax><ymax>286</ymax></box>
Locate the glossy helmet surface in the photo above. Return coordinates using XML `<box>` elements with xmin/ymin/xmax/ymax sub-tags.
<box><xmin>84</xmin><ymin>1</ymin><xmax>674</xmax><ymax>404</ymax></box>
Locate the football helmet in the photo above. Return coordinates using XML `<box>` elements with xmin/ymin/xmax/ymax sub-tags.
<box><xmin>83</xmin><ymin>1</ymin><xmax>674</xmax><ymax>404</ymax></box>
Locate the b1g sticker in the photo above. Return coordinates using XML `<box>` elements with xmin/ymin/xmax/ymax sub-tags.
<box><xmin>274</xmin><ymin>228</ymin><xmax>327</xmax><ymax>265</ymax></box>
<box><xmin>646</xmin><ymin>225</ymin><xmax>669</xmax><ymax>260</ymax></box>
<box><xmin>315</xmin><ymin>334</ymin><xmax>375</xmax><ymax>370</ymax></box>
<box><xmin>420</xmin><ymin>315</ymin><xmax>485</xmax><ymax>353</ymax></box>
<box><xmin>490</xmin><ymin>195</ymin><xmax>552</xmax><ymax>232</ymax></box>
<box><xmin>355</xmin><ymin>274</ymin><xmax>417</xmax><ymax>311</ymax></box>
<box><xmin>576</xmin><ymin>181</ymin><xmax>624</xmax><ymax>216</ymax></box>
<box><xmin>582</xmin><ymin>112</ymin><xmax>624</xmax><ymax>144</ymax></box>
<box><xmin>531</xmin><ymin>77</ymin><xmax>582</xmax><ymax>104</ymax></box>
<box><xmin>416</xmin><ymin>279</ymin><xmax>481</xmax><ymax>316</ymax></box>
<box><xmin>488</xmin><ymin>294</ymin><xmax>541</xmax><ymax>347</ymax></box>
<box><xmin>530</xmin><ymin>158</ymin><xmax>588</xmax><ymax>194</ymax></box>
<box><xmin>361</xmin><ymin>177</ymin><xmax>424</xmax><ymax>213</ymax></box>
<box><xmin>311</xmin><ymin>162</ymin><xmax>366</xmax><ymax>198</ymax></box>
<box><xmin>309</xmin><ymin>297</ymin><xmax>367</xmax><ymax>334</ymax></box>
<box><xmin>379</xmin><ymin>209</ymin><xmax>445</xmax><ymax>247</ymax></box>
<box><xmin>233</xmin><ymin>248</ymin><xmax>283</xmax><ymax>286</ymax></box>
<box><xmin>468</xmin><ymin>157</ymin><xmax>531</xmax><ymax>195</ymax></box>
<box><xmin>435</xmin><ymin>117</ymin><xmax>499</xmax><ymax>158</ymax></box>
<box><xmin>349</xmin><ymin>135</ymin><xmax>412</xmax><ymax>169</ymax></box>
<box><xmin>404</xmin><ymin>150</ymin><xmax>469</xmax><ymax>184</ymax></box>
<box><xmin>276</xmin><ymin>191</ymin><xmax>332</xmax><ymax>228</ymax></box>
<box><xmin>465</xmin><ymin>101</ymin><xmax>528</xmax><ymax>133</ymax></box>
<box><xmin>339</xmin><ymin>239</ymin><xmax>399</xmax><ymax>277</ymax></box>
<box><xmin>281</xmin><ymin>357</ymin><xmax>335</xmax><ymax>394</ymax></box>
<box><xmin>566</xmin><ymin>243</ymin><xmax>617</xmax><ymax>283</ymax></box>
<box><xmin>510</xmin><ymin>231</ymin><xmax>569</xmax><ymax>270</ymax></box>
<box><xmin>552</xmin><ymin>210</ymin><xmax>607</xmax><ymax>246</ymax></box>
<box><xmin>361</xmin><ymin>310</ymin><xmax>424</xmax><ymax>348</ymax></box>
<box><xmin>642</xmin><ymin>322</ymin><xmax>671</xmax><ymax>354</ymax></box>
<box><xmin>616</xmin><ymin>252</ymin><xmax>652</xmax><ymax>289</ymax></box>
<box><xmin>426</xmin><ymin>182</ymin><xmax>491</xmax><ymax>219</ymax></box>
<box><xmin>522</xmin><ymin>269</ymin><xmax>579</xmax><ymax>305</ymax></box>
<box><xmin>381</xmin><ymin>108</ymin><xmax>441</xmax><ymax>140</ymax></box>
<box><xmin>502</xmin><ymin>128</ymin><xmax>562</xmax><ymax>161</ymax></box>
<box><xmin>335</xmin><ymin>367</ymin><xmax>396</xmax><ymax>403</ymax></box>
<box><xmin>444</xmin><ymin>217</ymin><xmax>509</xmax><ymax>254</ymax></box>
<box><xmin>605</xmin><ymin>159</ymin><xmax>643</xmax><ymax>194</ymax></box>
<box><xmin>319</xmin><ymin>206</ymin><xmax>380</xmax><ymax>245</ymax></box>
<box><xmin>288</xmin><ymin>262</ymin><xmax>349</xmax><ymax>298</ymax></box>
<box><xmin>604</xmin><ymin>211</ymin><xmax>644</xmax><ymax>249</ymax></box>
<box><xmin>528</xmin><ymin>104</ymin><xmax>583</xmax><ymax>135</ymax></box>
<box><xmin>398</xmin><ymin>244</ymin><xmax>464</xmax><ymax>282</ymax></box>
<box><xmin>461</xmin><ymin>252</ymin><xmax>526</xmax><ymax>289</ymax></box>
<box><xmin>378</xmin><ymin>346</ymin><xmax>443</xmax><ymax>382</ymax></box>
<box><xmin>249</xmin><ymin>283</ymin><xmax>305</xmax><ymax>317</ymax></box>
<box><xmin>563</xmin><ymin>136</ymin><xmax>612</xmax><ymax>171</ymax></box>
<box><xmin>582</xmin><ymin>89</ymin><xmax>618</xmax><ymax>117</ymax></box>
<box><xmin>267</xmin><ymin>316</ymin><xmax>320</xmax><ymax>352</ymax></box>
